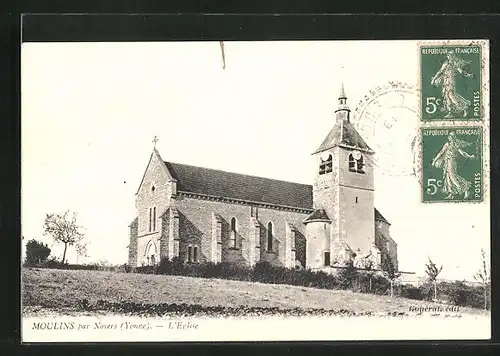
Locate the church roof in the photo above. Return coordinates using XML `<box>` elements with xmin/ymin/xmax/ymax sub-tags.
<box><xmin>163</xmin><ymin>161</ymin><xmax>390</xmax><ymax>224</ymax></box>
<box><xmin>375</xmin><ymin>208</ymin><xmax>390</xmax><ymax>225</ymax></box>
<box><xmin>313</xmin><ymin>120</ymin><xmax>373</xmax><ymax>154</ymax></box>
<box><xmin>164</xmin><ymin>162</ymin><xmax>314</xmax><ymax>210</ymax></box>
<box><xmin>303</xmin><ymin>209</ymin><xmax>330</xmax><ymax>223</ymax></box>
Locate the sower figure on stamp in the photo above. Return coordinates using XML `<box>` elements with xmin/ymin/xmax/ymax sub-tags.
<box><xmin>430</xmin><ymin>51</ymin><xmax>475</xmax><ymax>119</ymax></box>
<box><xmin>431</xmin><ymin>132</ymin><xmax>475</xmax><ymax>199</ymax></box>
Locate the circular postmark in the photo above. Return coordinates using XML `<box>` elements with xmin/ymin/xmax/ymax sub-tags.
<box><xmin>352</xmin><ymin>81</ymin><xmax>420</xmax><ymax>178</ymax></box>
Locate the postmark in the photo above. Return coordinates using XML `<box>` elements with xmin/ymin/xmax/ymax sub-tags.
<box><xmin>353</xmin><ymin>81</ymin><xmax>420</xmax><ymax>177</ymax></box>
<box><xmin>421</xmin><ymin>126</ymin><xmax>483</xmax><ymax>203</ymax></box>
<box><xmin>420</xmin><ymin>44</ymin><xmax>482</xmax><ymax>121</ymax></box>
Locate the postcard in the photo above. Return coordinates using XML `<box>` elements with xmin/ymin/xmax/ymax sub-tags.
<box><xmin>21</xmin><ymin>39</ymin><xmax>491</xmax><ymax>342</ymax></box>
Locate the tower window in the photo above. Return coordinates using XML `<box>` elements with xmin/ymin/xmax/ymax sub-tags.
<box><xmin>355</xmin><ymin>197</ymin><xmax>358</xmax><ymax>203</ymax></box>
<box><xmin>319</xmin><ymin>154</ymin><xmax>333</xmax><ymax>175</ymax></box>
<box><xmin>230</xmin><ymin>217</ymin><xmax>237</xmax><ymax>248</ymax></box>
<box><xmin>267</xmin><ymin>222</ymin><xmax>274</xmax><ymax>252</ymax></box>
<box><xmin>187</xmin><ymin>246</ymin><xmax>193</xmax><ymax>263</ymax></box>
<box><xmin>348</xmin><ymin>154</ymin><xmax>365</xmax><ymax>174</ymax></box>
<box><xmin>357</xmin><ymin>156</ymin><xmax>365</xmax><ymax>174</ymax></box>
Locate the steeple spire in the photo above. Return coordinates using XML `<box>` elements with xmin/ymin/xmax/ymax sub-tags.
<box><xmin>339</xmin><ymin>82</ymin><xmax>347</xmax><ymax>100</ymax></box>
<box><xmin>335</xmin><ymin>83</ymin><xmax>350</xmax><ymax>122</ymax></box>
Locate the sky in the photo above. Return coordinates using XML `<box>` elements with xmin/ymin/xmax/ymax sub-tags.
<box><xmin>21</xmin><ymin>40</ymin><xmax>490</xmax><ymax>280</ymax></box>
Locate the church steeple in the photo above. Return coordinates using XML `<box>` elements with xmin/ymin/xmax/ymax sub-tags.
<box><xmin>335</xmin><ymin>83</ymin><xmax>350</xmax><ymax>123</ymax></box>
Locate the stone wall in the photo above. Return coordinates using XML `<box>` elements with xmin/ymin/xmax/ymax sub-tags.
<box><xmin>175</xmin><ymin>194</ymin><xmax>309</xmax><ymax>267</ymax></box>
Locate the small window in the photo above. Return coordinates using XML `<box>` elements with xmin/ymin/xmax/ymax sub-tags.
<box><xmin>267</xmin><ymin>222</ymin><xmax>274</xmax><ymax>251</ymax></box>
<box><xmin>193</xmin><ymin>246</ymin><xmax>198</xmax><ymax>262</ymax></box>
<box><xmin>187</xmin><ymin>246</ymin><xmax>193</xmax><ymax>262</ymax></box>
<box><xmin>148</xmin><ymin>208</ymin><xmax>152</xmax><ymax>232</ymax></box>
<box><xmin>150</xmin><ymin>254</ymin><xmax>156</xmax><ymax>265</ymax></box>
<box><xmin>230</xmin><ymin>217</ymin><xmax>237</xmax><ymax>248</ymax></box>
<box><xmin>355</xmin><ymin>197</ymin><xmax>358</xmax><ymax>203</ymax></box>
<box><xmin>324</xmin><ymin>252</ymin><xmax>331</xmax><ymax>266</ymax></box>
<box><xmin>151</xmin><ymin>185</ymin><xmax>156</xmax><ymax>192</ymax></box>
<box><xmin>319</xmin><ymin>154</ymin><xmax>333</xmax><ymax>175</ymax></box>
<box><xmin>153</xmin><ymin>206</ymin><xmax>157</xmax><ymax>231</ymax></box>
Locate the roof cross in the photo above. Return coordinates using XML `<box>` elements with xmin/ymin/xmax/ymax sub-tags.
<box><xmin>152</xmin><ymin>135</ymin><xmax>159</xmax><ymax>149</ymax></box>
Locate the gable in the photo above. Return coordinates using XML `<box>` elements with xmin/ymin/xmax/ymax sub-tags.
<box><xmin>136</xmin><ymin>149</ymin><xmax>174</xmax><ymax>195</ymax></box>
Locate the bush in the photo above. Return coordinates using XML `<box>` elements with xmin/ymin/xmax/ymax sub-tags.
<box><xmin>397</xmin><ymin>284</ymin><xmax>424</xmax><ymax>300</ymax></box>
<box><xmin>337</xmin><ymin>261</ymin><xmax>359</xmax><ymax>289</ymax></box>
<box><xmin>437</xmin><ymin>281</ymin><xmax>489</xmax><ymax>309</ymax></box>
<box><xmin>24</xmin><ymin>239</ymin><xmax>51</xmax><ymax>266</ymax></box>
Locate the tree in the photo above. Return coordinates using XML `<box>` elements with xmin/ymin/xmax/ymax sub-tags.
<box><xmin>474</xmin><ymin>249</ymin><xmax>490</xmax><ymax>310</ymax></box>
<box><xmin>361</xmin><ymin>257</ymin><xmax>375</xmax><ymax>292</ymax></box>
<box><xmin>338</xmin><ymin>259</ymin><xmax>359</xmax><ymax>289</ymax></box>
<box><xmin>382</xmin><ymin>257</ymin><xmax>401</xmax><ymax>298</ymax></box>
<box><xmin>24</xmin><ymin>239</ymin><xmax>51</xmax><ymax>265</ymax></box>
<box><xmin>425</xmin><ymin>258</ymin><xmax>443</xmax><ymax>301</ymax></box>
<box><xmin>43</xmin><ymin>211</ymin><xmax>86</xmax><ymax>264</ymax></box>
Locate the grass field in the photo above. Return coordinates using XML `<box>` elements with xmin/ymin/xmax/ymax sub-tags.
<box><xmin>22</xmin><ymin>267</ymin><xmax>488</xmax><ymax>317</ymax></box>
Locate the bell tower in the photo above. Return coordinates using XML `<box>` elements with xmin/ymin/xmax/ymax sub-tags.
<box><xmin>309</xmin><ymin>84</ymin><xmax>376</xmax><ymax>266</ymax></box>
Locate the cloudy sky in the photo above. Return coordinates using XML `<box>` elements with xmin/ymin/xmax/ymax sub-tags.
<box><xmin>21</xmin><ymin>40</ymin><xmax>490</xmax><ymax>280</ymax></box>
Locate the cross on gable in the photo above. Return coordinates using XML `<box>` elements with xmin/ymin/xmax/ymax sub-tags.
<box><xmin>152</xmin><ymin>136</ymin><xmax>159</xmax><ymax>148</ymax></box>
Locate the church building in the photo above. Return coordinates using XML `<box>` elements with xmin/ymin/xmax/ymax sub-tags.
<box><xmin>128</xmin><ymin>86</ymin><xmax>398</xmax><ymax>271</ymax></box>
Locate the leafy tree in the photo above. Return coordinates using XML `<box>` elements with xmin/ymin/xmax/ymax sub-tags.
<box><xmin>382</xmin><ymin>257</ymin><xmax>401</xmax><ymax>298</ymax></box>
<box><xmin>338</xmin><ymin>259</ymin><xmax>359</xmax><ymax>289</ymax></box>
<box><xmin>361</xmin><ymin>257</ymin><xmax>375</xmax><ymax>292</ymax></box>
<box><xmin>43</xmin><ymin>210</ymin><xmax>86</xmax><ymax>264</ymax></box>
<box><xmin>24</xmin><ymin>239</ymin><xmax>51</xmax><ymax>265</ymax></box>
<box><xmin>425</xmin><ymin>258</ymin><xmax>443</xmax><ymax>300</ymax></box>
<box><xmin>474</xmin><ymin>249</ymin><xmax>490</xmax><ymax>310</ymax></box>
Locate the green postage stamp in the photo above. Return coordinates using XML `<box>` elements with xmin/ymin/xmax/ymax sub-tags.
<box><xmin>421</xmin><ymin>127</ymin><xmax>483</xmax><ymax>202</ymax></box>
<box><xmin>420</xmin><ymin>44</ymin><xmax>482</xmax><ymax>121</ymax></box>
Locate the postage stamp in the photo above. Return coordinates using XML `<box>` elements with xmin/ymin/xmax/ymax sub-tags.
<box><xmin>21</xmin><ymin>35</ymin><xmax>491</xmax><ymax>343</ymax></box>
<box><xmin>420</xmin><ymin>44</ymin><xmax>482</xmax><ymax>121</ymax></box>
<box><xmin>421</xmin><ymin>126</ymin><xmax>483</xmax><ymax>203</ymax></box>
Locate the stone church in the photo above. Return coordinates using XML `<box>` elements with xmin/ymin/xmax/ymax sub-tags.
<box><xmin>128</xmin><ymin>86</ymin><xmax>398</xmax><ymax>271</ymax></box>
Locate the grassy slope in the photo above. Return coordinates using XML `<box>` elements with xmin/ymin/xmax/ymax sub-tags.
<box><xmin>22</xmin><ymin>268</ymin><xmax>487</xmax><ymax>316</ymax></box>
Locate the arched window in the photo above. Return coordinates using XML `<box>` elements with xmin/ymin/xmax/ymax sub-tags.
<box><xmin>319</xmin><ymin>154</ymin><xmax>333</xmax><ymax>175</ymax></box>
<box><xmin>146</xmin><ymin>241</ymin><xmax>157</xmax><ymax>266</ymax></box>
<box><xmin>187</xmin><ymin>246</ymin><xmax>193</xmax><ymax>263</ymax></box>
<box><xmin>357</xmin><ymin>155</ymin><xmax>365</xmax><ymax>174</ymax></box>
<box><xmin>153</xmin><ymin>206</ymin><xmax>157</xmax><ymax>231</ymax></box>
<box><xmin>348</xmin><ymin>154</ymin><xmax>356</xmax><ymax>172</ymax></box>
<box><xmin>193</xmin><ymin>246</ymin><xmax>198</xmax><ymax>263</ymax></box>
<box><xmin>267</xmin><ymin>222</ymin><xmax>274</xmax><ymax>252</ymax></box>
<box><xmin>148</xmin><ymin>208</ymin><xmax>152</xmax><ymax>232</ymax></box>
<box><xmin>348</xmin><ymin>153</ymin><xmax>365</xmax><ymax>174</ymax></box>
<box><xmin>230</xmin><ymin>217</ymin><xmax>237</xmax><ymax>248</ymax></box>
